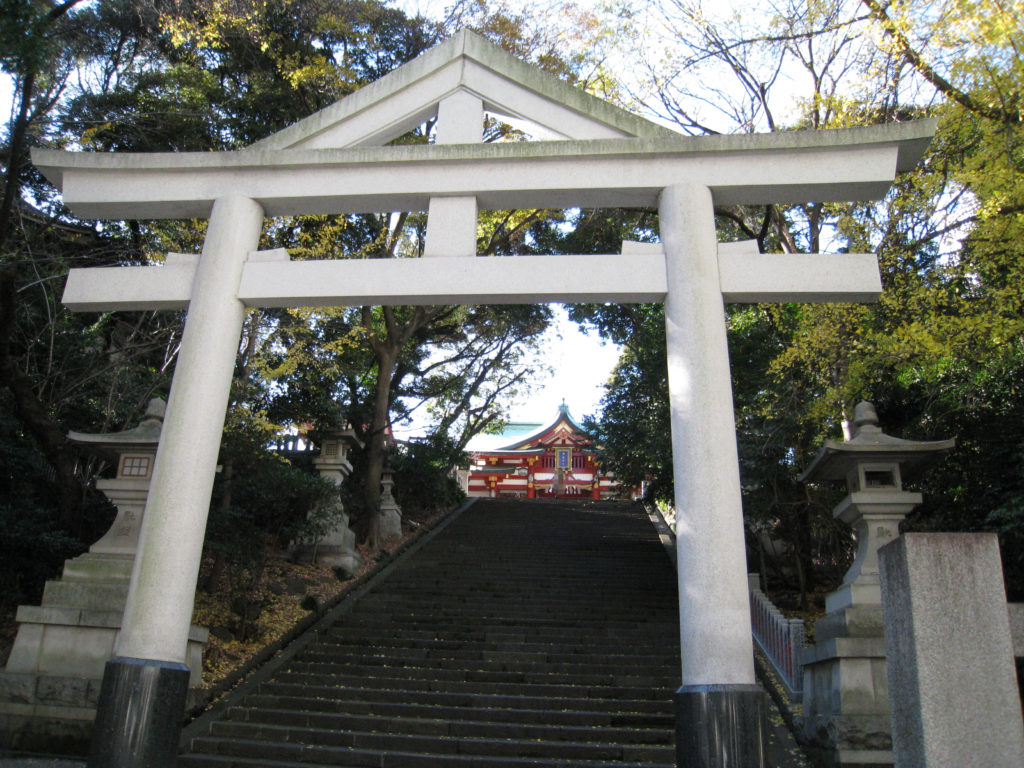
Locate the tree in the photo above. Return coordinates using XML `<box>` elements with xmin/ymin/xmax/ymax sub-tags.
<box><xmin>202</xmin><ymin>2</ymin><xmax>617</xmax><ymax>546</ymax></box>
<box><xmin>573</xmin><ymin>302</ymin><xmax>672</xmax><ymax>503</ymax></box>
<box><xmin>59</xmin><ymin>0</ymin><xmax>451</xmax><ymax>549</ymax></box>
<box><xmin>1</xmin><ymin>0</ymin><xmax>89</xmax><ymax>529</ymax></box>
<box><xmin>0</xmin><ymin>0</ymin><xmax>452</xmax><ymax>578</ymax></box>
<box><xmin>409</xmin><ymin>304</ymin><xmax>552</xmax><ymax>456</ymax></box>
<box><xmin>579</xmin><ymin>0</ymin><xmax>1024</xmax><ymax>599</ymax></box>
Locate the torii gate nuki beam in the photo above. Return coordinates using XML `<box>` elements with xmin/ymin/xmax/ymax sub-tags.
<box><xmin>31</xmin><ymin>30</ymin><xmax>936</xmax><ymax>768</ymax></box>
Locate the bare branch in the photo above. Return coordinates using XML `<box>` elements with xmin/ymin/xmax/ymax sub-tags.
<box><xmin>860</xmin><ymin>0</ymin><xmax>1018</xmax><ymax>123</ymax></box>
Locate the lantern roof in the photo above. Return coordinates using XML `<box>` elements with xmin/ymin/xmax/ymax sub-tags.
<box><xmin>67</xmin><ymin>398</ymin><xmax>165</xmax><ymax>452</ymax></box>
<box><xmin>799</xmin><ymin>401</ymin><xmax>955</xmax><ymax>483</ymax></box>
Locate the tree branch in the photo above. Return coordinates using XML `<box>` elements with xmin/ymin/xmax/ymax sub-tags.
<box><xmin>860</xmin><ymin>0</ymin><xmax>1018</xmax><ymax>123</ymax></box>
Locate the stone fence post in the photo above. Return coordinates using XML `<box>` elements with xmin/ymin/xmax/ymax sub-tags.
<box><xmin>879</xmin><ymin>533</ymin><xmax>1024</xmax><ymax>768</ymax></box>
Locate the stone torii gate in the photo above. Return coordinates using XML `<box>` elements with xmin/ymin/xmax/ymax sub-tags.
<box><xmin>32</xmin><ymin>31</ymin><xmax>934</xmax><ymax>768</ymax></box>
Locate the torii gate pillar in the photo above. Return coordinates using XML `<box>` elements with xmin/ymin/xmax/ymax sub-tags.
<box><xmin>88</xmin><ymin>196</ymin><xmax>265</xmax><ymax>768</ymax></box>
<box><xmin>662</xmin><ymin>183</ymin><xmax>767</xmax><ymax>764</ymax></box>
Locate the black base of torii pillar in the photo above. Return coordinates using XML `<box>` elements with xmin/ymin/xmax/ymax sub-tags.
<box><xmin>88</xmin><ymin>657</ymin><xmax>189</xmax><ymax>768</ymax></box>
<box><xmin>675</xmin><ymin>685</ymin><xmax>768</xmax><ymax>767</ymax></box>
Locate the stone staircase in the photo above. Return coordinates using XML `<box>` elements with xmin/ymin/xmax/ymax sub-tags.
<box><xmin>178</xmin><ymin>498</ymin><xmax>681</xmax><ymax>767</ymax></box>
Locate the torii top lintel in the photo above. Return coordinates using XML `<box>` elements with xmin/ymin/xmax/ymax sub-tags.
<box><xmin>32</xmin><ymin>30</ymin><xmax>935</xmax><ymax>221</ymax></box>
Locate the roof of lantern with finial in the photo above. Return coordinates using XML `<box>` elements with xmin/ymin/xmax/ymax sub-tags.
<box><xmin>67</xmin><ymin>398</ymin><xmax>166</xmax><ymax>452</ymax></box>
<box><xmin>798</xmin><ymin>401</ymin><xmax>956</xmax><ymax>483</ymax></box>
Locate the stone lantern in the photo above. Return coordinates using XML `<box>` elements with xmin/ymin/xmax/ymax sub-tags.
<box><xmin>797</xmin><ymin>401</ymin><xmax>953</xmax><ymax>768</ymax></box>
<box><xmin>294</xmin><ymin>426</ymin><xmax>363</xmax><ymax>577</ymax></box>
<box><xmin>0</xmin><ymin>399</ymin><xmax>207</xmax><ymax>752</ymax></box>
<box><xmin>378</xmin><ymin>463</ymin><xmax>403</xmax><ymax>541</ymax></box>
<box><xmin>68</xmin><ymin>397</ymin><xmax>165</xmax><ymax>559</ymax></box>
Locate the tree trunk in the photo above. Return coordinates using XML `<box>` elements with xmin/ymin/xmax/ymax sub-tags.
<box><xmin>362</xmin><ymin>346</ymin><xmax>398</xmax><ymax>549</ymax></box>
<box><xmin>357</xmin><ymin>301</ymin><xmax>435</xmax><ymax>550</ymax></box>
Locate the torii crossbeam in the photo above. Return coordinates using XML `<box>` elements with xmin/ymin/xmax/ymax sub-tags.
<box><xmin>32</xmin><ymin>30</ymin><xmax>935</xmax><ymax>768</ymax></box>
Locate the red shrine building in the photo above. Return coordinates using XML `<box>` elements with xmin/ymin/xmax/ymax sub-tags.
<box><xmin>462</xmin><ymin>404</ymin><xmax>623</xmax><ymax>499</ymax></box>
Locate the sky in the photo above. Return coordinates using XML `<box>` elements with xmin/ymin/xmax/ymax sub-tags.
<box><xmin>1</xmin><ymin>76</ymin><xmax>12</xmax><ymax>125</ymax></box>
<box><xmin>392</xmin><ymin>305</ymin><xmax>622</xmax><ymax>441</ymax></box>
<box><xmin>520</xmin><ymin>306</ymin><xmax>621</xmax><ymax>425</ymax></box>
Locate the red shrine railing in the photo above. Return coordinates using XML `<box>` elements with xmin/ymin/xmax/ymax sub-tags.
<box><xmin>748</xmin><ymin>574</ymin><xmax>805</xmax><ymax>700</ymax></box>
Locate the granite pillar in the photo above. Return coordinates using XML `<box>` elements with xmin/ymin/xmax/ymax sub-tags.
<box><xmin>88</xmin><ymin>195</ymin><xmax>264</xmax><ymax>767</ymax></box>
<box><xmin>879</xmin><ymin>533</ymin><xmax>1024</xmax><ymax>768</ymax></box>
<box><xmin>660</xmin><ymin>182</ymin><xmax>767</xmax><ymax>767</ymax></box>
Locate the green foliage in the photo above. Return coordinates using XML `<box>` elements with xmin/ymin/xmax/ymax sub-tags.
<box><xmin>215</xmin><ymin>458</ymin><xmax>338</xmax><ymax>547</ymax></box>
<box><xmin>885</xmin><ymin>346</ymin><xmax>1024</xmax><ymax>600</ymax></box>
<box><xmin>0</xmin><ymin>0</ymin><xmax>82</xmax><ymax>79</ymax></box>
<box><xmin>211</xmin><ymin>424</ymin><xmax>339</xmax><ymax>552</ymax></box>
<box><xmin>390</xmin><ymin>436</ymin><xmax>466</xmax><ymax>517</ymax></box>
<box><xmin>202</xmin><ymin>432</ymin><xmax>338</xmax><ymax>638</ymax></box>
<box><xmin>576</xmin><ymin>303</ymin><xmax>672</xmax><ymax>504</ymax></box>
<box><xmin>4</xmin><ymin>0</ymin><xmax>550</xmax><ymax>563</ymax></box>
<box><xmin>0</xmin><ymin>507</ymin><xmax>85</xmax><ymax>609</ymax></box>
<box><xmin>12</xmin><ymin>0</ymin><xmax>1019</xmax><ymax>612</ymax></box>
<box><xmin>0</xmin><ymin>402</ymin><xmax>112</xmax><ymax>611</ymax></box>
<box><xmin>405</xmin><ymin>303</ymin><xmax>553</xmax><ymax>451</ymax></box>
<box><xmin>59</xmin><ymin>0</ymin><xmax>442</xmax><ymax>150</ymax></box>
<box><xmin>569</xmin><ymin>0</ymin><xmax>1024</xmax><ymax>602</ymax></box>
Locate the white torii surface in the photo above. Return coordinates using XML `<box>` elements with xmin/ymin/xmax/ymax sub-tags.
<box><xmin>63</xmin><ymin>247</ymin><xmax>882</xmax><ymax>310</ymax></box>
<box><xmin>33</xmin><ymin>124</ymin><xmax>929</xmax><ymax>220</ymax></box>
<box><xmin>34</xmin><ymin>30</ymin><xmax>934</xmax><ymax>708</ymax></box>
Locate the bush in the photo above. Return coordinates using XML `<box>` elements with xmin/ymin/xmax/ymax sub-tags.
<box><xmin>390</xmin><ymin>437</ymin><xmax>465</xmax><ymax>517</ymax></box>
<box><xmin>201</xmin><ymin>444</ymin><xmax>338</xmax><ymax>630</ymax></box>
<box><xmin>0</xmin><ymin>506</ymin><xmax>86</xmax><ymax>610</ymax></box>
<box><xmin>0</xmin><ymin>408</ymin><xmax>112</xmax><ymax>612</ymax></box>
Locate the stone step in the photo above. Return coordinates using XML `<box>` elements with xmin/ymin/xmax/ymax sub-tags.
<box><xmin>265</xmin><ymin>651</ymin><xmax>679</xmax><ymax>677</ymax></box>
<box><xmin>281</xmin><ymin>660</ymin><xmax>676</xmax><ymax>688</ymax></box>
<box><xmin>332</xmin><ymin>615</ymin><xmax>678</xmax><ymax>629</ymax></box>
<box><xmin>332</xmin><ymin>616</ymin><xmax>674</xmax><ymax>633</ymax></box>
<box><xmin>356</xmin><ymin>580</ymin><xmax>674</xmax><ymax>593</ymax></box>
<box><xmin>326</xmin><ymin>613</ymin><xmax>677</xmax><ymax>627</ymax></box>
<box><xmin>353</xmin><ymin>595</ymin><xmax>671</xmax><ymax>611</ymax></box>
<box><xmin>225</xmin><ymin>706</ymin><xmax>675</xmax><ymax>744</ymax></box>
<box><xmin>178</xmin><ymin>747</ymin><xmax>673</xmax><ymax>768</ymax></box>
<box><xmin>363</xmin><ymin>584</ymin><xmax>673</xmax><ymax>597</ymax></box>
<box><xmin>298</xmin><ymin>645</ymin><xmax>675</xmax><ymax>668</ymax></box>
<box><xmin>311</xmin><ymin>635</ymin><xmax>675</xmax><ymax>655</ymax></box>
<box><xmin>186</xmin><ymin>732</ymin><xmax>674</xmax><ymax>766</ymax></box>
<box><xmin>205</xmin><ymin>721</ymin><xmax>676</xmax><ymax>762</ymax></box>
<box><xmin>253</xmin><ymin>681</ymin><xmax>674</xmax><ymax>714</ymax></box>
<box><xmin>341</xmin><ymin>620</ymin><xmax>678</xmax><ymax>638</ymax></box>
<box><xmin>238</xmin><ymin>695</ymin><xmax>676</xmax><ymax>729</ymax></box>
<box><xmin>269</xmin><ymin>669</ymin><xmax>671</xmax><ymax>701</ymax></box>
